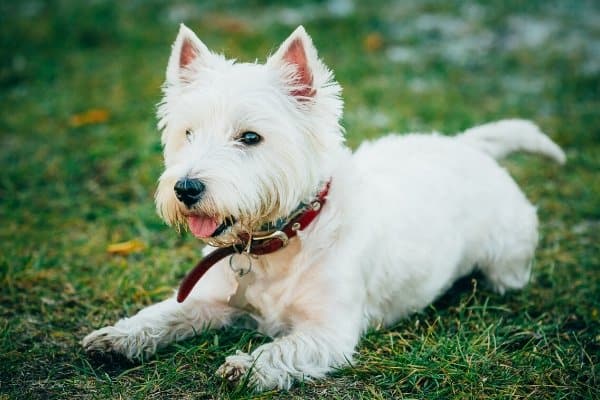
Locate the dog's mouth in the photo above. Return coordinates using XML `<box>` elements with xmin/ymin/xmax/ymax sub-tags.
<box><xmin>187</xmin><ymin>214</ymin><xmax>235</xmax><ymax>239</ymax></box>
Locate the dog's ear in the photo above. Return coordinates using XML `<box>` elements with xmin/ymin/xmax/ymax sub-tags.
<box><xmin>166</xmin><ymin>24</ymin><xmax>211</xmax><ymax>85</ymax></box>
<box><xmin>268</xmin><ymin>26</ymin><xmax>318</xmax><ymax>100</ymax></box>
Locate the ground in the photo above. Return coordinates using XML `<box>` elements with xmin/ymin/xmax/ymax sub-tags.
<box><xmin>0</xmin><ymin>0</ymin><xmax>598</xmax><ymax>399</ymax></box>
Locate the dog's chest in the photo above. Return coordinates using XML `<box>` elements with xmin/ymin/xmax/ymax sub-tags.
<box><xmin>227</xmin><ymin>240</ymin><xmax>315</xmax><ymax>336</ymax></box>
<box><xmin>227</xmin><ymin>276</ymin><xmax>291</xmax><ymax>337</ymax></box>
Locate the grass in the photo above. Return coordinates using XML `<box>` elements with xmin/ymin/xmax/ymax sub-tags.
<box><xmin>1</xmin><ymin>0</ymin><xmax>598</xmax><ymax>398</ymax></box>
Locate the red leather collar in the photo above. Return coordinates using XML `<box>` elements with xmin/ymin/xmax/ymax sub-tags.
<box><xmin>176</xmin><ymin>180</ymin><xmax>331</xmax><ymax>303</ymax></box>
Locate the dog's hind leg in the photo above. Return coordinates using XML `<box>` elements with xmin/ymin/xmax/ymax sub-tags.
<box><xmin>482</xmin><ymin>257</ymin><xmax>534</xmax><ymax>295</ymax></box>
<box><xmin>477</xmin><ymin>206</ymin><xmax>539</xmax><ymax>295</ymax></box>
<box><xmin>82</xmin><ymin>263</ymin><xmax>237</xmax><ymax>360</ymax></box>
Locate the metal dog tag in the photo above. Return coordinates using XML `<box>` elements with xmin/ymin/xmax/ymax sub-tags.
<box><xmin>227</xmin><ymin>271</ymin><xmax>256</xmax><ymax>312</ymax></box>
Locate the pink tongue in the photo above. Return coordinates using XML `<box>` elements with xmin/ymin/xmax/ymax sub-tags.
<box><xmin>187</xmin><ymin>215</ymin><xmax>219</xmax><ymax>238</ymax></box>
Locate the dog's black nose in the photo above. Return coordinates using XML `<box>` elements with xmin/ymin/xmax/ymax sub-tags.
<box><xmin>174</xmin><ymin>178</ymin><xmax>205</xmax><ymax>207</ymax></box>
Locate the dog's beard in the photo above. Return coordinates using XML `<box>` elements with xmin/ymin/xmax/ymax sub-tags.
<box><xmin>187</xmin><ymin>211</ymin><xmax>285</xmax><ymax>248</ymax></box>
<box><xmin>159</xmin><ymin>189</ymin><xmax>289</xmax><ymax>248</ymax></box>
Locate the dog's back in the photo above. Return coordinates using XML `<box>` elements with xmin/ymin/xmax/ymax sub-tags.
<box><xmin>346</xmin><ymin>121</ymin><xmax>562</xmax><ymax>324</ymax></box>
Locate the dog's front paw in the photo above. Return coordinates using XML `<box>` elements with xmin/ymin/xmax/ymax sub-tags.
<box><xmin>216</xmin><ymin>348</ymin><xmax>294</xmax><ymax>391</ymax></box>
<box><xmin>82</xmin><ymin>325</ymin><xmax>155</xmax><ymax>360</ymax></box>
<box><xmin>216</xmin><ymin>350</ymin><xmax>254</xmax><ymax>383</ymax></box>
<box><xmin>82</xmin><ymin>326</ymin><xmax>125</xmax><ymax>354</ymax></box>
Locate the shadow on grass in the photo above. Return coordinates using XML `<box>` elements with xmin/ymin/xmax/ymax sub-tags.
<box><xmin>432</xmin><ymin>271</ymin><xmax>487</xmax><ymax>310</ymax></box>
<box><xmin>84</xmin><ymin>350</ymin><xmax>138</xmax><ymax>376</ymax></box>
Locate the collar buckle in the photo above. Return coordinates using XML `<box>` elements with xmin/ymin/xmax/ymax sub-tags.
<box><xmin>253</xmin><ymin>230</ymin><xmax>289</xmax><ymax>248</ymax></box>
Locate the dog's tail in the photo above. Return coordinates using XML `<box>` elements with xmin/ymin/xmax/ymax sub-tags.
<box><xmin>456</xmin><ymin>119</ymin><xmax>566</xmax><ymax>164</ymax></box>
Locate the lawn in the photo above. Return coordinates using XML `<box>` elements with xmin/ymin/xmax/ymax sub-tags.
<box><xmin>1</xmin><ymin>0</ymin><xmax>598</xmax><ymax>399</ymax></box>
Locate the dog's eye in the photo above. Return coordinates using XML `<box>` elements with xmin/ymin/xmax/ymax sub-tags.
<box><xmin>238</xmin><ymin>131</ymin><xmax>262</xmax><ymax>145</ymax></box>
<box><xmin>185</xmin><ymin>129</ymin><xmax>193</xmax><ymax>142</ymax></box>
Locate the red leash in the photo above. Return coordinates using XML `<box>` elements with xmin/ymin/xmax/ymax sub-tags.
<box><xmin>177</xmin><ymin>181</ymin><xmax>331</xmax><ymax>303</ymax></box>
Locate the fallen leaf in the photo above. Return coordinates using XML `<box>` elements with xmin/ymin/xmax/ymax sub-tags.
<box><xmin>364</xmin><ymin>32</ymin><xmax>384</xmax><ymax>52</ymax></box>
<box><xmin>63</xmin><ymin>282</ymin><xmax>75</xmax><ymax>295</ymax></box>
<box><xmin>107</xmin><ymin>239</ymin><xmax>145</xmax><ymax>255</ymax></box>
<box><xmin>205</xmin><ymin>14</ymin><xmax>251</xmax><ymax>33</ymax></box>
<box><xmin>69</xmin><ymin>108</ymin><xmax>109</xmax><ymax>127</ymax></box>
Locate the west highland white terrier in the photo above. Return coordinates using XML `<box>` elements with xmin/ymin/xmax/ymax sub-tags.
<box><xmin>83</xmin><ymin>24</ymin><xmax>565</xmax><ymax>390</ymax></box>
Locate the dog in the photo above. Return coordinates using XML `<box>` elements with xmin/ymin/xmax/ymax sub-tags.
<box><xmin>82</xmin><ymin>24</ymin><xmax>565</xmax><ymax>391</ymax></box>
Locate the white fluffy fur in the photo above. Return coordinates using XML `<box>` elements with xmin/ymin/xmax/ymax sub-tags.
<box><xmin>82</xmin><ymin>25</ymin><xmax>565</xmax><ymax>391</ymax></box>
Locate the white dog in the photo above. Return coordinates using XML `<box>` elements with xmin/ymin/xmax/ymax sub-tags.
<box><xmin>83</xmin><ymin>24</ymin><xmax>565</xmax><ymax>391</ymax></box>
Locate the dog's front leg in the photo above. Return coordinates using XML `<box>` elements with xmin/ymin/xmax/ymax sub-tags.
<box><xmin>82</xmin><ymin>296</ymin><xmax>237</xmax><ymax>360</ymax></box>
<box><xmin>217</xmin><ymin>320</ymin><xmax>360</xmax><ymax>390</ymax></box>
<box><xmin>82</xmin><ymin>264</ymin><xmax>237</xmax><ymax>360</ymax></box>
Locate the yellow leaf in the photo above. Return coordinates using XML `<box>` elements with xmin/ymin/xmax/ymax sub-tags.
<box><xmin>107</xmin><ymin>239</ymin><xmax>145</xmax><ymax>255</ymax></box>
<box><xmin>69</xmin><ymin>108</ymin><xmax>109</xmax><ymax>127</ymax></box>
<box><xmin>364</xmin><ymin>32</ymin><xmax>384</xmax><ymax>52</ymax></box>
<box><xmin>207</xmin><ymin>14</ymin><xmax>251</xmax><ymax>33</ymax></box>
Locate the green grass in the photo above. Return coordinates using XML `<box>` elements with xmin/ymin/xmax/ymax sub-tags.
<box><xmin>1</xmin><ymin>0</ymin><xmax>598</xmax><ymax>398</ymax></box>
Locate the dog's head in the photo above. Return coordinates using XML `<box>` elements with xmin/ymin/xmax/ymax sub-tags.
<box><xmin>155</xmin><ymin>25</ymin><xmax>343</xmax><ymax>245</ymax></box>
